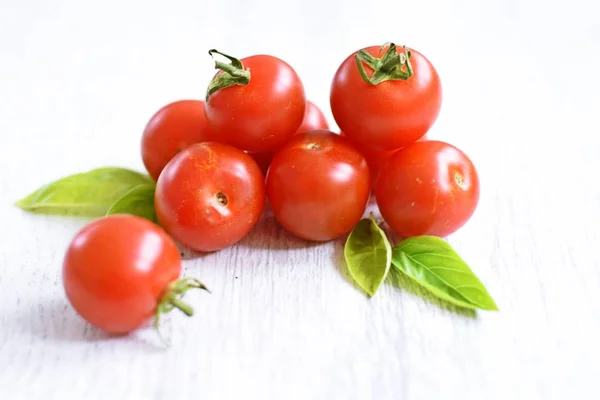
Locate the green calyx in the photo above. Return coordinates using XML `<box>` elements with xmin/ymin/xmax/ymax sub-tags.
<box><xmin>355</xmin><ymin>42</ymin><xmax>414</xmax><ymax>85</ymax></box>
<box><xmin>206</xmin><ymin>49</ymin><xmax>251</xmax><ymax>101</ymax></box>
<box><xmin>154</xmin><ymin>276</ymin><xmax>210</xmax><ymax>342</ymax></box>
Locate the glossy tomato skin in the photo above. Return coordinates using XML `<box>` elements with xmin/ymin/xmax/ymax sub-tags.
<box><xmin>266</xmin><ymin>130</ymin><xmax>370</xmax><ymax>241</ymax></box>
<box><xmin>297</xmin><ymin>100</ymin><xmax>329</xmax><ymax>133</ymax></box>
<box><xmin>155</xmin><ymin>142</ymin><xmax>266</xmax><ymax>252</ymax></box>
<box><xmin>330</xmin><ymin>46</ymin><xmax>442</xmax><ymax>151</ymax></box>
<box><xmin>63</xmin><ymin>215</ymin><xmax>181</xmax><ymax>335</ymax></box>
<box><xmin>341</xmin><ymin>132</ymin><xmax>429</xmax><ymax>189</ymax></box>
<box><xmin>141</xmin><ymin>100</ymin><xmax>214</xmax><ymax>181</ymax></box>
<box><xmin>248</xmin><ymin>101</ymin><xmax>329</xmax><ymax>175</ymax></box>
<box><xmin>204</xmin><ymin>55</ymin><xmax>306</xmax><ymax>154</ymax></box>
<box><xmin>375</xmin><ymin>140</ymin><xmax>479</xmax><ymax>238</ymax></box>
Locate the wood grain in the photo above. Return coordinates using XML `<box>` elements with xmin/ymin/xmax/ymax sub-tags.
<box><xmin>1</xmin><ymin>0</ymin><xmax>599</xmax><ymax>399</ymax></box>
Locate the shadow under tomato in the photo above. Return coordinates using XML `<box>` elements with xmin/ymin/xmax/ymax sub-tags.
<box><xmin>235</xmin><ymin>214</ymin><xmax>325</xmax><ymax>251</ymax></box>
<box><xmin>386</xmin><ymin>269</ymin><xmax>478</xmax><ymax>318</ymax></box>
<box><xmin>15</xmin><ymin>296</ymin><xmax>169</xmax><ymax>350</ymax></box>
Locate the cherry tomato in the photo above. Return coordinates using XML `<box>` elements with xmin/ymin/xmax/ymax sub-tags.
<box><xmin>266</xmin><ymin>130</ymin><xmax>370</xmax><ymax>241</ymax></box>
<box><xmin>297</xmin><ymin>100</ymin><xmax>329</xmax><ymax>133</ymax></box>
<box><xmin>204</xmin><ymin>50</ymin><xmax>306</xmax><ymax>154</ymax></box>
<box><xmin>361</xmin><ymin>146</ymin><xmax>398</xmax><ymax>188</ymax></box>
<box><xmin>248</xmin><ymin>100</ymin><xmax>330</xmax><ymax>175</ymax></box>
<box><xmin>247</xmin><ymin>151</ymin><xmax>273</xmax><ymax>176</ymax></box>
<box><xmin>155</xmin><ymin>142</ymin><xmax>266</xmax><ymax>252</ymax></box>
<box><xmin>375</xmin><ymin>140</ymin><xmax>479</xmax><ymax>238</ymax></box>
<box><xmin>330</xmin><ymin>43</ymin><xmax>442</xmax><ymax>151</ymax></box>
<box><xmin>63</xmin><ymin>215</ymin><xmax>207</xmax><ymax>335</ymax></box>
<box><xmin>342</xmin><ymin>132</ymin><xmax>429</xmax><ymax>189</ymax></box>
<box><xmin>141</xmin><ymin>100</ymin><xmax>214</xmax><ymax>181</ymax></box>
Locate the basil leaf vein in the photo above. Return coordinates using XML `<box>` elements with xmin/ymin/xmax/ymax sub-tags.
<box><xmin>344</xmin><ymin>217</ymin><xmax>392</xmax><ymax>297</ymax></box>
<box><xmin>392</xmin><ymin>236</ymin><xmax>498</xmax><ymax>311</ymax></box>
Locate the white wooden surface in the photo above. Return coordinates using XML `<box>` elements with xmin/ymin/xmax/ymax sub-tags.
<box><xmin>1</xmin><ymin>0</ymin><xmax>599</xmax><ymax>399</ymax></box>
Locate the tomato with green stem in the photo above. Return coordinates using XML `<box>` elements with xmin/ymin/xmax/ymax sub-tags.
<box><xmin>141</xmin><ymin>100</ymin><xmax>214</xmax><ymax>181</ymax></box>
<box><xmin>204</xmin><ymin>49</ymin><xmax>306</xmax><ymax>154</ymax></box>
<box><xmin>155</xmin><ymin>142</ymin><xmax>266</xmax><ymax>252</ymax></box>
<box><xmin>375</xmin><ymin>140</ymin><xmax>479</xmax><ymax>238</ymax></box>
<box><xmin>330</xmin><ymin>43</ymin><xmax>442</xmax><ymax>151</ymax></box>
<box><xmin>63</xmin><ymin>214</ymin><xmax>208</xmax><ymax>335</ymax></box>
<box><xmin>266</xmin><ymin>130</ymin><xmax>370</xmax><ymax>241</ymax></box>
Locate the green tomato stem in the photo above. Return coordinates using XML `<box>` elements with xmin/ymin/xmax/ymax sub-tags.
<box><xmin>154</xmin><ymin>276</ymin><xmax>210</xmax><ymax>341</ymax></box>
<box><xmin>205</xmin><ymin>49</ymin><xmax>251</xmax><ymax>101</ymax></box>
<box><xmin>355</xmin><ymin>42</ymin><xmax>414</xmax><ymax>85</ymax></box>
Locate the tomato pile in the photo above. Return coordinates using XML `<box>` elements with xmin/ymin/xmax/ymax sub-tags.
<box><xmin>18</xmin><ymin>42</ymin><xmax>491</xmax><ymax>338</ymax></box>
<box><xmin>143</xmin><ymin>43</ymin><xmax>477</xmax><ymax>247</ymax></box>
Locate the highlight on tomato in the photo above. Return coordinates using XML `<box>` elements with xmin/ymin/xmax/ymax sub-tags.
<box><xmin>63</xmin><ymin>214</ymin><xmax>208</xmax><ymax>335</ymax></box>
<box><xmin>330</xmin><ymin>42</ymin><xmax>442</xmax><ymax>151</ymax></box>
<box><xmin>155</xmin><ymin>142</ymin><xmax>266</xmax><ymax>252</ymax></box>
<box><xmin>204</xmin><ymin>49</ymin><xmax>306</xmax><ymax>154</ymax></box>
<box><xmin>141</xmin><ymin>100</ymin><xmax>214</xmax><ymax>181</ymax></box>
<box><xmin>266</xmin><ymin>130</ymin><xmax>371</xmax><ymax>242</ymax></box>
<box><xmin>375</xmin><ymin>140</ymin><xmax>479</xmax><ymax>238</ymax></box>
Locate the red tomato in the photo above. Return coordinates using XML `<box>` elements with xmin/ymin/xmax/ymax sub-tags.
<box><xmin>266</xmin><ymin>130</ymin><xmax>370</xmax><ymax>241</ymax></box>
<box><xmin>375</xmin><ymin>140</ymin><xmax>479</xmax><ymax>238</ymax></box>
<box><xmin>330</xmin><ymin>43</ymin><xmax>442</xmax><ymax>151</ymax></box>
<box><xmin>297</xmin><ymin>100</ymin><xmax>329</xmax><ymax>133</ymax></box>
<box><xmin>247</xmin><ymin>151</ymin><xmax>273</xmax><ymax>176</ymax></box>
<box><xmin>155</xmin><ymin>142</ymin><xmax>266</xmax><ymax>252</ymax></box>
<box><xmin>63</xmin><ymin>215</ymin><xmax>206</xmax><ymax>335</ymax></box>
<box><xmin>361</xmin><ymin>146</ymin><xmax>398</xmax><ymax>188</ymax></box>
<box><xmin>204</xmin><ymin>50</ymin><xmax>306</xmax><ymax>154</ymax></box>
<box><xmin>248</xmin><ymin>100</ymin><xmax>329</xmax><ymax>175</ymax></box>
<box><xmin>141</xmin><ymin>100</ymin><xmax>214</xmax><ymax>181</ymax></box>
<box><xmin>342</xmin><ymin>132</ymin><xmax>429</xmax><ymax>189</ymax></box>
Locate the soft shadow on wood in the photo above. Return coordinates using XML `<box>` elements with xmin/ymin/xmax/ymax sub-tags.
<box><xmin>330</xmin><ymin>235</ymin><xmax>368</xmax><ymax>296</ymax></box>
<box><xmin>235</xmin><ymin>214</ymin><xmax>323</xmax><ymax>251</ymax></box>
<box><xmin>386</xmin><ymin>269</ymin><xmax>478</xmax><ymax>318</ymax></box>
<box><xmin>16</xmin><ymin>297</ymin><xmax>169</xmax><ymax>351</ymax></box>
<box><xmin>177</xmin><ymin>214</ymin><xmax>320</xmax><ymax>260</ymax></box>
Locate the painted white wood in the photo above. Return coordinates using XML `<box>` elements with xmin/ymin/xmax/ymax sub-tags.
<box><xmin>1</xmin><ymin>0</ymin><xmax>599</xmax><ymax>398</ymax></box>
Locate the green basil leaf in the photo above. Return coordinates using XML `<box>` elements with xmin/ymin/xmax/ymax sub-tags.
<box><xmin>106</xmin><ymin>183</ymin><xmax>157</xmax><ymax>223</ymax></box>
<box><xmin>344</xmin><ymin>217</ymin><xmax>392</xmax><ymax>296</ymax></box>
<box><xmin>15</xmin><ymin>167</ymin><xmax>153</xmax><ymax>217</ymax></box>
<box><xmin>391</xmin><ymin>236</ymin><xmax>498</xmax><ymax>311</ymax></box>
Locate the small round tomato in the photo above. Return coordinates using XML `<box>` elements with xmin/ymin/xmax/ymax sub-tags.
<box><xmin>266</xmin><ymin>130</ymin><xmax>370</xmax><ymax>241</ymax></box>
<box><xmin>342</xmin><ymin>132</ymin><xmax>429</xmax><ymax>189</ymax></box>
<box><xmin>330</xmin><ymin>43</ymin><xmax>442</xmax><ymax>151</ymax></box>
<box><xmin>375</xmin><ymin>140</ymin><xmax>479</xmax><ymax>238</ymax></box>
<box><xmin>63</xmin><ymin>214</ymin><xmax>208</xmax><ymax>335</ymax></box>
<box><xmin>155</xmin><ymin>142</ymin><xmax>266</xmax><ymax>252</ymax></box>
<box><xmin>361</xmin><ymin>146</ymin><xmax>398</xmax><ymax>188</ymax></box>
<box><xmin>141</xmin><ymin>100</ymin><xmax>214</xmax><ymax>181</ymax></box>
<box><xmin>247</xmin><ymin>101</ymin><xmax>329</xmax><ymax>175</ymax></box>
<box><xmin>204</xmin><ymin>50</ymin><xmax>306</xmax><ymax>154</ymax></box>
<box><xmin>247</xmin><ymin>151</ymin><xmax>274</xmax><ymax>176</ymax></box>
<box><xmin>297</xmin><ymin>100</ymin><xmax>329</xmax><ymax>133</ymax></box>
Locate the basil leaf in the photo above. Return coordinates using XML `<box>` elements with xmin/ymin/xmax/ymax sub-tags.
<box><xmin>106</xmin><ymin>183</ymin><xmax>157</xmax><ymax>223</ymax></box>
<box><xmin>391</xmin><ymin>236</ymin><xmax>498</xmax><ymax>310</ymax></box>
<box><xmin>344</xmin><ymin>217</ymin><xmax>392</xmax><ymax>296</ymax></box>
<box><xmin>15</xmin><ymin>167</ymin><xmax>153</xmax><ymax>217</ymax></box>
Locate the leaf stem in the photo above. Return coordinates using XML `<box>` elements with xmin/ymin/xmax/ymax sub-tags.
<box><xmin>354</xmin><ymin>42</ymin><xmax>414</xmax><ymax>85</ymax></box>
<box><xmin>206</xmin><ymin>49</ymin><xmax>251</xmax><ymax>101</ymax></box>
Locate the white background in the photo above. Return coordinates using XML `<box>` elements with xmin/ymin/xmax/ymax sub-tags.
<box><xmin>1</xmin><ymin>0</ymin><xmax>599</xmax><ymax>399</ymax></box>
